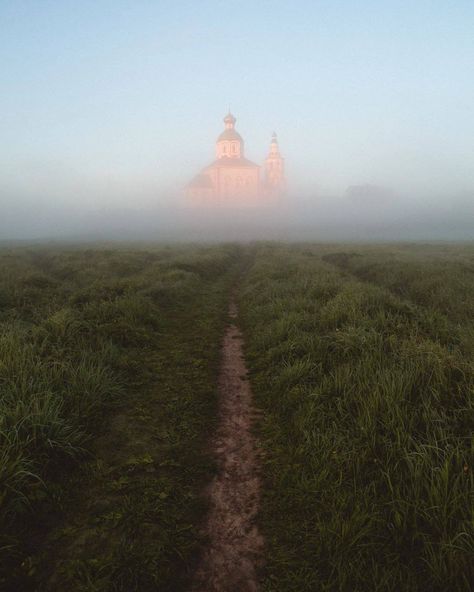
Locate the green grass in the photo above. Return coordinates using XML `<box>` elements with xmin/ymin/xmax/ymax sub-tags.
<box><xmin>0</xmin><ymin>244</ymin><xmax>241</xmax><ymax>591</ymax></box>
<box><xmin>239</xmin><ymin>243</ymin><xmax>474</xmax><ymax>592</ymax></box>
<box><xmin>2</xmin><ymin>241</ymin><xmax>473</xmax><ymax>591</ymax></box>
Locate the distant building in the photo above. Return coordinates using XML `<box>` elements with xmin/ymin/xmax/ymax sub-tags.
<box><xmin>186</xmin><ymin>112</ymin><xmax>285</xmax><ymax>204</ymax></box>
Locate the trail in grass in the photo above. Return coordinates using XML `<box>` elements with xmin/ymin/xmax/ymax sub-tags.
<box><xmin>193</xmin><ymin>299</ymin><xmax>264</xmax><ymax>592</ymax></box>
<box><xmin>22</xmin><ymin>278</ymin><xmax>232</xmax><ymax>592</ymax></box>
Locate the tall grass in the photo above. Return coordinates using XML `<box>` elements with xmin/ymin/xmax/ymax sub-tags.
<box><xmin>240</xmin><ymin>243</ymin><xmax>474</xmax><ymax>591</ymax></box>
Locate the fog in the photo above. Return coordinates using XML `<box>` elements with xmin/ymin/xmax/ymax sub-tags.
<box><xmin>1</xmin><ymin>2</ymin><xmax>473</xmax><ymax>243</ymax></box>
<box><xmin>1</xmin><ymin>189</ymin><xmax>472</xmax><ymax>243</ymax></box>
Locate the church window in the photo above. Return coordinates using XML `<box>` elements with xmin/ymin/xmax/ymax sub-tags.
<box><xmin>223</xmin><ymin>144</ymin><xmax>227</xmax><ymax>153</ymax></box>
<box><xmin>232</xmin><ymin>143</ymin><xmax>237</xmax><ymax>153</ymax></box>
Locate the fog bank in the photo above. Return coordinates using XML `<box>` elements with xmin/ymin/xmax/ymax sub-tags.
<box><xmin>1</xmin><ymin>191</ymin><xmax>472</xmax><ymax>243</ymax></box>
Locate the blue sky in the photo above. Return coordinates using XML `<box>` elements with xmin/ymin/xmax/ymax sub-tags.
<box><xmin>1</xmin><ymin>0</ymin><xmax>473</xmax><ymax>210</ymax></box>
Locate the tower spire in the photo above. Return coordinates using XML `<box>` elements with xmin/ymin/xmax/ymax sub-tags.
<box><xmin>265</xmin><ymin>131</ymin><xmax>285</xmax><ymax>194</ymax></box>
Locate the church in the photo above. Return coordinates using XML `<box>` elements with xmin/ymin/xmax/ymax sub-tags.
<box><xmin>186</xmin><ymin>112</ymin><xmax>285</xmax><ymax>204</ymax></box>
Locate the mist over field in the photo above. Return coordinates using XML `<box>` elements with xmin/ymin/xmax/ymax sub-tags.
<box><xmin>1</xmin><ymin>190</ymin><xmax>473</xmax><ymax>242</ymax></box>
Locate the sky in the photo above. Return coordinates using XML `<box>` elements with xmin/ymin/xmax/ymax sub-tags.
<box><xmin>0</xmin><ymin>0</ymin><xmax>473</xmax><ymax>238</ymax></box>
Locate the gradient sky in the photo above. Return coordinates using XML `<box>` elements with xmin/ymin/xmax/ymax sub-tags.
<box><xmin>1</xmin><ymin>0</ymin><xmax>473</xmax><ymax>210</ymax></box>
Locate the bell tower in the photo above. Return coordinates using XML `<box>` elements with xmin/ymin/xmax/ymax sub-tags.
<box><xmin>264</xmin><ymin>132</ymin><xmax>285</xmax><ymax>194</ymax></box>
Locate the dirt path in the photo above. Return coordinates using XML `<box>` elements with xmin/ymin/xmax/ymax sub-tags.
<box><xmin>193</xmin><ymin>299</ymin><xmax>264</xmax><ymax>592</ymax></box>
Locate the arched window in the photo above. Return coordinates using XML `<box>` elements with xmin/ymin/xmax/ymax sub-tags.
<box><xmin>223</xmin><ymin>144</ymin><xmax>227</xmax><ymax>153</ymax></box>
<box><xmin>232</xmin><ymin>143</ymin><xmax>237</xmax><ymax>153</ymax></box>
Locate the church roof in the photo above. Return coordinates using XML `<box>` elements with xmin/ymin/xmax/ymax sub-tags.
<box><xmin>187</xmin><ymin>173</ymin><xmax>214</xmax><ymax>189</ymax></box>
<box><xmin>205</xmin><ymin>157</ymin><xmax>260</xmax><ymax>169</ymax></box>
<box><xmin>217</xmin><ymin>128</ymin><xmax>243</xmax><ymax>142</ymax></box>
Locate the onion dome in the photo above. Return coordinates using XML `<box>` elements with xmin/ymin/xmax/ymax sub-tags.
<box><xmin>223</xmin><ymin>112</ymin><xmax>236</xmax><ymax>126</ymax></box>
<box><xmin>218</xmin><ymin>128</ymin><xmax>243</xmax><ymax>142</ymax></box>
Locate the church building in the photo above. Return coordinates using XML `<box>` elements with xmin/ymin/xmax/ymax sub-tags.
<box><xmin>186</xmin><ymin>112</ymin><xmax>285</xmax><ymax>204</ymax></box>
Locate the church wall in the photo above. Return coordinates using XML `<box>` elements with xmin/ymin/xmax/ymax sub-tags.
<box><xmin>216</xmin><ymin>166</ymin><xmax>260</xmax><ymax>199</ymax></box>
<box><xmin>265</xmin><ymin>156</ymin><xmax>285</xmax><ymax>192</ymax></box>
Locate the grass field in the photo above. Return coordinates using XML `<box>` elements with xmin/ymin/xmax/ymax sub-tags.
<box><xmin>240</xmin><ymin>243</ymin><xmax>474</xmax><ymax>591</ymax></box>
<box><xmin>0</xmin><ymin>244</ymin><xmax>240</xmax><ymax>590</ymax></box>
<box><xmin>1</xmin><ymin>242</ymin><xmax>473</xmax><ymax>591</ymax></box>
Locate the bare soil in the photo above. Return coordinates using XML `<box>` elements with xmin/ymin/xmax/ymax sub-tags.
<box><xmin>193</xmin><ymin>300</ymin><xmax>264</xmax><ymax>592</ymax></box>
